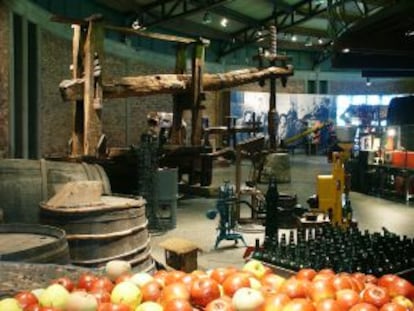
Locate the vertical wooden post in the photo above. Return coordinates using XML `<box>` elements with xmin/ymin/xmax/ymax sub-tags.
<box><xmin>170</xmin><ymin>44</ymin><xmax>187</xmax><ymax>145</ymax></box>
<box><xmin>70</xmin><ymin>25</ymin><xmax>85</xmax><ymax>157</ymax></box>
<box><xmin>190</xmin><ymin>39</ymin><xmax>208</xmax><ymax>146</ymax></box>
<box><xmin>83</xmin><ymin>16</ymin><xmax>104</xmax><ymax>157</ymax></box>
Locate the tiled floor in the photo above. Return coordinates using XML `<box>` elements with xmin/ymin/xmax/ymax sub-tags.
<box><xmin>149</xmin><ymin>152</ymin><xmax>414</xmax><ymax>271</ymax></box>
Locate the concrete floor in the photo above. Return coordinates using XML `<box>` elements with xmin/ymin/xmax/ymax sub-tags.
<box><xmin>149</xmin><ymin>152</ymin><xmax>414</xmax><ymax>271</ymax></box>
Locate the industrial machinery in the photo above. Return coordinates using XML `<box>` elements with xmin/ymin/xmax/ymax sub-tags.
<box><xmin>206</xmin><ymin>181</ymin><xmax>247</xmax><ymax>249</ymax></box>
<box><xmin>308</xmin><ymin>151</ymin><xmax>352</xmax><ymax>227</ymax></box>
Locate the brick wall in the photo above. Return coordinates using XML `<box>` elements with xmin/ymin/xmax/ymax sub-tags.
<box><xmin>39</xmin><ymin>32</ymin><xmax>175</xmax><ymax>157</ymax></box>
<box><xmin>0</xmin><ymin>1</ymin><xmax>10</xmax><ymax>158</ymax></box>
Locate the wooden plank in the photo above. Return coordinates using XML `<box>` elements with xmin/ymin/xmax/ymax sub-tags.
<box><xmin>83</xmin><ymin>18</ymin><xmax>104</xmax><ymax>157</ymax></box>
<box><xmin>59</xmin><ymin>66</ymin><xmax>294</xmax><ymax>101</ymax></box>
<box><xmin>0</xmin><ymin>234</ymin><xmax>56</xmax><ymax>254</ymax></box>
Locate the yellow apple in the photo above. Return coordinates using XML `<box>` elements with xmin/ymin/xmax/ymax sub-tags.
<box><xmin>111</xmin><ymin>281</ymin><xmax>142</xmax><ymax>309</ymax></box>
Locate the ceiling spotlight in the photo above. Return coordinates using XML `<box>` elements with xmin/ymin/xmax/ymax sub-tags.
<box><xmin>220</xmin><ymin>17</ymin><xmax>228</xmax><ymax>27</ymax></box>
<box><xmin>131</xmin><ymin>18</ymin><xmax>141</xmax><ymax>30</ymax></box>
<box><xmin>405</xmin><ymin>30</ymin><xmax>414</xmax><ymax>37</ymax></box>
<box><xmin>202</xmin><ymin>12</ymin><xmax>212</xmax><ymax>24</ymax></box>
<box><xmin>318</xmin><ymin>37</ymin><xmax>323</xmax><ymax>44</ymax></box>
<box><xmin>291</xmin><ymin>34</ymin><xmax>297</xmax><ymax>42</ymax></box>
<box><xmin>366</xmin><ymin>77</ymin><xmax>371</xmax><ymax>86</ymax></box>
<box><xmin>342</xmin><ymin>47</ymin><xmax>350</xmax><ymax>53</ymax></box>
<box><xmin>305</xmin><ymin>37</ymin><xmax>313</xmax><ymax>47</ymax></box>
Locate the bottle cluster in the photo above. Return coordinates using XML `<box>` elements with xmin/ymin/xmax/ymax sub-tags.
<box><xmin>252</xmin><ymin>224</ymin><xmax>414</xmax><ymax>276</ymax></box>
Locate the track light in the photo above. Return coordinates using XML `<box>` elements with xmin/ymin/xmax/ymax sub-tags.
<box><xmin>220</xmin><ymin>18</ymin><xmax>228</xmax><ymax>27</ymax></box>
<box><xmin>366</xmin><ymin>77</ymin><xmax>371</xmax><ymax>86</ymax></box>
<box><xmin>131</xmin><ymin>18</ymin><xmax>141</xmax><ymax>30</ymax></box>
<box><xmin>318</xmin><ymin>37</ymin><xmax>323</xmax><ymax>44</ymax></box>
<box><xmin>305</xmin><ymin>37</ymin><xmax>313</xmax><ymax>47</ymax></box>
<box><xmin>202</xmin><ymin>12</ymin><xmax>212</xmax><ymax>24</ymax></box>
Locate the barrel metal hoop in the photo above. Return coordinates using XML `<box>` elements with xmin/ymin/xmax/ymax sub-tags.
<box><xmin>65</xmin><ymin>219</ymin><xmax>148</xmax><ymax>240</ymax></box>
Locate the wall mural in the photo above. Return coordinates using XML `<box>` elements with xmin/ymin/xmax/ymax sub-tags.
<box><xmin>230</xmin><ymin>91</ymin><xmax>336</xmax><ymax>149</ymax></box>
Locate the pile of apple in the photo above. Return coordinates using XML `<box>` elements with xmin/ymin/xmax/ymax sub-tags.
<box><xmin>1</xmin><ymin>259</ymin><xmax>413</xmax><ymax>311</ymax></box>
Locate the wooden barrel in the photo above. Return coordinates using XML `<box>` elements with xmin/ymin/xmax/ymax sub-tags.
<box><xmin>40</xmin><ymin>196</ymin><xmax>153</xmax><ymax>270</ymax></box>
<box><xmin>0</xmin><ymin>223</ymin><xmax>70</xmax><ymax>264</ymax></box>
<box><xmin>0</xmin><ymin>159</ymin><xmax>111</xmax><ymax>224</ymax></box>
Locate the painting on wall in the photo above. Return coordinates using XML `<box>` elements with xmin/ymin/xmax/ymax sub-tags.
<box><xmin>230</xmin><ymin>91</ymin><xmax>336</xmax><ymax>148</ymax></box>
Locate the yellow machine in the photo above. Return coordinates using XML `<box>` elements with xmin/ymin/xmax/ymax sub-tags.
<box><xmin>316</xmin><ymin>152</ymin><xmax>347</xmax><ymax>225</ymax></box>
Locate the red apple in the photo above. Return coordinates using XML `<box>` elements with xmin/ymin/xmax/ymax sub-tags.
<box><xmin>163</xmin><ymin>298</ymin><xmax>193</xmax><ymax>311</ymax></box>
<box><xmin>210</xmin><ymin>268</ymin><xmax>235</xmax><ymax>284</ymax></box>
<box><xmin>222</xmin><ymin>272</ymin><xmax>251</xmax><ymax>297</ymax></box>
<box><xmin>89</xmin><ymin>289</ymin><xmax>111</xmax><ymax>305</ymax></box>
<box><xmin>141</xmin><ymin>280</ymin><xmax>164</xmax><ymax>302</ymax></box>
<box><xmin>260</xmin><ymin>292</ymin><xmax>290</xmax><ymax>311</ymax></box>
<box><xmin>387</xmin><ymin>278</ymin><xmax>414</xmax><ymax>298</ymax></box>
<box><xmin>164</xmin><ymin>271</ymin><xmax>187</xmax><ymax>286</ymax></box>
<box><xmin>380</xmin><ymin>302</ymin><xmax>407</xmax><ymax>311</ymax></box>
<box><xmin>308</xmin><ymin>279</ymin><xmax>336</xmax><ymax>303</ymax></box>
<box><xmin>296</xmin><ymin>269</ymin><xmax>317</xmax><ymax>282</ymax></box>
<box><xmin>377</xmin><ymin>275</ymin><xmax>398</xmax><ymax>289</ymax></box>
<box><xmin>190</xmin><ymin>278</ymin><xmax>221</xmax><ymax>307</ymax></box>
<box><xmin>362</xmin><ymin>286</ymin><xmax>390</xmax><ymax>307</ymax></box>
<box><xmin>316</xmin><ymin>299</ymin><xmax>343</xmax><ymax>311</ymax></box>
<box><xmin>260</xmin><ymin>273</ymin><xmax>286</xmax><ymax>293</ymax></box>
<box><xmin>336</xmin><ymin>288</ymin><xmax>361</xmax><ymax>310</ymax></box>
<box><xmin>97</xmin><ymin>302</ymin><xmax>131</xmax><ymax>311</ymax></box>
<box><xmin>14</xmin><ymin>291</ymin><xmax>39</xmax><ymax>309</ymax></box>
<box><xmin>205</xmin><ymin>297</ymin><xmax>235</xmax><ymax>311</ymax></box>
<box><xmin>90</xmin><ymin>277</ymin><xmax>114</xmax><ymax>293</ymax></box>
<box><xmin>280</xmin><ymin>277</ymin><xmax>308</xmax><ymax>299</ymax></box>
<box><xmin>77</xmin><ymin>273</ymin><xmax>98</xmax><ymax>292</ymax></box>
<box><xmin>333</xmin><ymin>274</ymin><xmax>355</xmax><ymax>291</ymax></box>
<box><xmin>349</xmin><ymin>303</ymin><xmax>378</xmax><ymax>311</ymax></box>
<box><xmin>281</xmin><ymin>298</ymin><xmax>316</xmax><ymax>311</ymax></box>
<box><xmin>160</xmin><ymin>282</ymin><xmax>191</xmax><ymax>304</ymax></box>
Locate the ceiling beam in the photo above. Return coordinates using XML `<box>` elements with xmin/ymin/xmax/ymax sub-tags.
<box><xmin>217</xmin><ymin>0</ymin><xmax>327</xmax><ymax>59</ymax></box>
<box><xmin>136</xmin><ymin>0</ymin><xmax>231</xmax><ymax>28</ymax></box>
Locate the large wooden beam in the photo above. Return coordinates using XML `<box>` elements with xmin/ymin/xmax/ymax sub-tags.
<box><xmin>59</xmin><ymin>66</ymin><xmax>294</xmax><ymax>101</ymax></box>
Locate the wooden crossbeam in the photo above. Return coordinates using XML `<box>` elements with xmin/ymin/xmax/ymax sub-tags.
<box><xmin>59</xmin><ymin>66</ymin><xmax>294</xmax><ymax>101</ymax></box>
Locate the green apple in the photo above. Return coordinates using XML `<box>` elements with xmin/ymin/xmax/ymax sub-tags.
<box><xmin>111</xmin><ymin>281</ymin><xmax>142</xmax><ymax>309</ymax></box>
<box><xmin>66</xmin><ymin>291</ymin><xmax>98</xmax><ymax>311</ymax></box>
<box><xmin>242</xmin><ymin>259</ymin><xmax>267</xmax><ymax>279</ymax></box>
<box><xmin>105</xmin><ymin>260</ymin><xmax>132</xmax><ymax>281</ymax></box>
<box><xmin>130</xmin><ymin>272</ymin><xmax>154</xmax><ymax>287</ymax></box>
<box><xmin>31</xmin><ymin>288</ymin><xmax>45</xmax><ymax>300</ymax></box>
<box><xmin>0</xmin><ymin>298</ymin><xmax>23</xmax><ymax>311</ymax></box>
<box><xmin>135</xmin><ymin>301</ymin><xmax>163</xmax><ymax>311</ymax></box>
<box><xmin>39</xmin><ymin>283</ymin><xmax>70</xmax><ymax>309</ymax></box>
